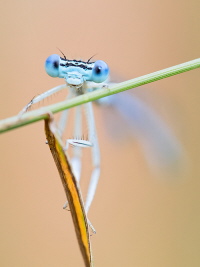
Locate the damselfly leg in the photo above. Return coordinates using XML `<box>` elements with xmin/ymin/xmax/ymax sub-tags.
<box><xmin>62</xmin><ymin>101</ymin><xmax>100</xmax><ymax>214</ymax></box>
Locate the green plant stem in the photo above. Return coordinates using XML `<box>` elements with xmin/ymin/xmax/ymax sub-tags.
<box><xmin>0</xmin><ymin>58</ymin><xmax>199</xmax><ymax>134</ymax></box>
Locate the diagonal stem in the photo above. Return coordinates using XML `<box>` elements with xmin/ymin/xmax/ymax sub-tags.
<box><xmin>0</xmin><ymin>58</ymin><xmax>199</xmax><ymax>134</ymax></box>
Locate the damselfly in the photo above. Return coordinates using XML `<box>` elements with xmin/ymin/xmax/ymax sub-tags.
<box><xmin>20</xmin><ymin>53</ymin><xmax>109</xmax><ymax>214</ymax></box>
<box><xmin>20</xmin><ymin>53</ymin><xmax>184</xmax><ymax>214</ymax></box>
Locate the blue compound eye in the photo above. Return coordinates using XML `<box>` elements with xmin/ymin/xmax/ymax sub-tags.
<box><xmin>45</xmin><ymin>54</ymin><xmax>60</xmax><ymax>77</ymax></box>
<box><xmin>92</xmin><ymin>60</ymin><xmax>109</xmax><ymax>83</ymax></box>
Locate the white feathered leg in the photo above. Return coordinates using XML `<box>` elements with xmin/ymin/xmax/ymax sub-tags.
<box><xmin>70</xmin><ymin>105</ymin><xmax>83</xmax><ymax>183</ymax></box>
<box><xmin>63</xmin><ymin>105</ymin><xmax>83</xmax><ymax>209</ymax></box>
<box><xmin>84</xmin><ymin>102</ymin><xmax>100</xmax><ymax>214</ymax></box>
<box><xmin>18</xmin><ymin>84</ymin><xmax>67</xmax><ymax>115</ymax></box>
<box><xmin>58</xmin><ymin>92</ymin><xmax>72</xmax><ymax>137</ymax></box>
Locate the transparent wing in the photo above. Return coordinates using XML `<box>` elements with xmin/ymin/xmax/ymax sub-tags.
<box><xmin>97</xmin><ymin>91</ymin><xmax>186</xmax><ymax>173</ymax></box>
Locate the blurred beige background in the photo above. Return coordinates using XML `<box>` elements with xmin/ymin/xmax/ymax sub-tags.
<box><xmin>0</xmin><ymin>0</ymin><xmax>200</xmax><ymax>266</ymax></box>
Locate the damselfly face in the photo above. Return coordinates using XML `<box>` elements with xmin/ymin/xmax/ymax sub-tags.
<box><xmin>45</xmin><ymin>54</ymin><xmax>109</xmax><ymax>87</ymax></box>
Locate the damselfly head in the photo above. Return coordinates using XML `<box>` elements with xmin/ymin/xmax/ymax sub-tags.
<box><xmin>45</xmin><ymin>54</ymin><xmax>109</xmax><ymax>84</ymax></box>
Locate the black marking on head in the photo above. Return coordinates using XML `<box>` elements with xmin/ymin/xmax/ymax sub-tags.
<box><xmin>60</xmin><ymin>59</ymin><xmax>94</xmax><ymax>70</ymax></box>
